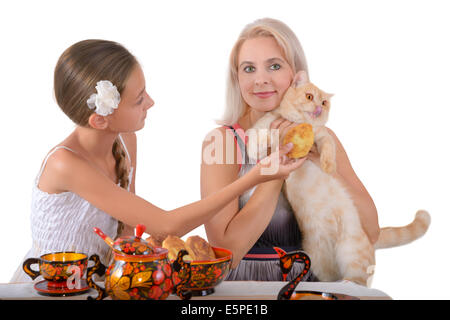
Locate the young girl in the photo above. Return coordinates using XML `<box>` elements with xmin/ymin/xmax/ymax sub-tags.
<box><xmin>200</xmin><ymin>18</ymin><xmax>380</xmax><ymax>281</ymax></box>
<box><xmin>10</xmin><ymin>39</ymin><xmax>305</xmax><ymax>282</ymax></box>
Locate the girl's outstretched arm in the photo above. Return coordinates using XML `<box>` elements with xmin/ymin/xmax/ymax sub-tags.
<box><xmin>48</xmin><ymin>142</ymin><xmax>302</xmax><ymax>241</ymax></box>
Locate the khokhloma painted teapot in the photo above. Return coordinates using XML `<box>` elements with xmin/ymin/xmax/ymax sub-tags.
<box><xmin>87</xmin><ymin>224</ymin><xmax>191</xmax><ymax>300</ymax></box>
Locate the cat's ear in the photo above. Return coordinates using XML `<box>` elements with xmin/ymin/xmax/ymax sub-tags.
<box><xmin>292</xmin><ymin>70</ymin><xmax>309</xmax><ymax>88</ymax></box>
<box><xmin>327</xmin><ymin>93</ymin><xmax>335</xmax><ymax>99</ymax></box>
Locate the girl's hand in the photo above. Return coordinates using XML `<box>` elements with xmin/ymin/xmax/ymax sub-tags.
<box><xmin>254</xmin><ymin>142</ymin><xmax>306</xmax><ymax>182</ymax></box>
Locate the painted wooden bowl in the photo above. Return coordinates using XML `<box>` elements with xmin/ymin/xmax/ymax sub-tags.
<box><xmin>178</xmin><ymin>247</ymin><xmax>232</xmax><ymax>296</ymax></box>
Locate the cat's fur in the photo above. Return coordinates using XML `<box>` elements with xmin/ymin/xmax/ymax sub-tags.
<box><xmin>247</xmin><ymin>71</ymin><xmax>431</xmax><ymax>286</ymax></box>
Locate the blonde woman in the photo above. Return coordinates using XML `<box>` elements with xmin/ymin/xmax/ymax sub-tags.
<box><xmin>201</xmin><ymin>18</ymin><xmax>380</xmax><ymax>281</ymax></box>
<box><xmin>10</xmin><ymin>39</ymin><xmax>305</xmax><ymax>282</ymax></box>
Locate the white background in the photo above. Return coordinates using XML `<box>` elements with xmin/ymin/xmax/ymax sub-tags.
<box><xmin>1</xmin><ymin>0</ymin><xmax>449</xmax><ymax>299</ymax></box>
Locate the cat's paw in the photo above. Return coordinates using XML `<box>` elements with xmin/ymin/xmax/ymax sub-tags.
<box><xmin>247</xmin><ymin>143</ymin><xmax>259</xmax><ymax>162</ymax></box>
<box><xmin>247</xmin><ymin>142</ymin><xmax>269</xmax><ymax>162</ymax></box>
<box><xmin>342</xmin><ymin>276</ymin><xmax>369</xmax><ymax>287</ymax></box>
<box><xmin>247</xmin><ymin>132</ymin><xmax>270</xmax><ymax>162</ymax></box>
<box><xmin>320</xmin><ymin>153</ymin><xmax>336</xmax><ymax>174</ymax></box>
<box><xmin>246</xmin><ymin>135</ymin><xmax>259</xmax><ymax>161</ymax></box>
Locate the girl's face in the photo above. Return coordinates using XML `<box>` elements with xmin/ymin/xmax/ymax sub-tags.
<box><xmin>237</xmin><ymin>36</ymin><xmax>294</xmax><ymax>113</ymax></box>
<box><xmin>108</xmin><ymin>65</ymin><xmax>154</xmax><ymax>132</ymax></box>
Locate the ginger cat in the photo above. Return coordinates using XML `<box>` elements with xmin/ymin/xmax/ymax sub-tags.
<box><xmin>247</xmin><ymin>71</ymin><xmax>431</xmax><ymax>286</ymax></box>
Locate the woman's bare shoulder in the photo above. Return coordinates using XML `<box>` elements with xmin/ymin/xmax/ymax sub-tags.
<box><xmin>201</xmin><ymin>126</ymin><xmax>241</xmax><ymax>201</ymax></box>
<box><xmin>201</xmin><ymin>126</ymin><xmax>240</xmax><ymax>168</ymax></box>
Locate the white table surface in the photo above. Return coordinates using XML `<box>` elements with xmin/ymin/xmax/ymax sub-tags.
<box><xmin>0</xmin><ymin>280</ymin><xmax>391</xmax><ymax>300</ymax></box>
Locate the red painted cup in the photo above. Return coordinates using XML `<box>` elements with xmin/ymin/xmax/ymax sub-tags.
<box><xmin>23</xmin><ymin>252</ymin><xmax>88</xmax><ymax>285</ymax></box>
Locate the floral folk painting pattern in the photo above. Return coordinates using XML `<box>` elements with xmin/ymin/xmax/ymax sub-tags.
<box><xmin>105</xmin><ymin>260</ymin><xmax>175</xmax><ymax>300</ymax></box>
<box><xmin>182</xmin><ymin>260</ymin><xmax>230</xmax><ymax>290</ymax></box>
<box><xmin>40</xmin><ymin>260</ymin><xmax>87</xmax><ymax>281</ymax></box>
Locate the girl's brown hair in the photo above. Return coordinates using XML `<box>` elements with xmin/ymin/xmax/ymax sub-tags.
<box><xmin>54</xmin><ymin>39</ymin><xmax>138</xmax><ymax>236</ymax></box>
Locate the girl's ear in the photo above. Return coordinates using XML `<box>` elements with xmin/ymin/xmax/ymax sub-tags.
<box><xmin>88</xmin><ymin>113</ymin><xmax>108</xmax><ymax>130</ymax></box>
<box><xmin>292</xmin><ymin>70</ymin><xmax>309</xmax><ymax>88</ymax></box>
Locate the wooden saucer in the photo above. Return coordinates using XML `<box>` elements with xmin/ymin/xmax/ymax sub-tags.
<box><xmin>34</xmin><ymin>279</ymin><xmax>90</xmax><ymax>297</ymax></box>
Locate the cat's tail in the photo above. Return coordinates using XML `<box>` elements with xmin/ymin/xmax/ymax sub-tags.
<box><xmin>374</xmin><ymin>210</ymin><xmax>431</xmax><ymax>250</ymax></box>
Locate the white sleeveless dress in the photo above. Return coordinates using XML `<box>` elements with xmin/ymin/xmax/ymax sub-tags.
<box><xmin>10</xmin><ymin>134</ymin><xmax>134</xmax><ymax>283</ymax></box>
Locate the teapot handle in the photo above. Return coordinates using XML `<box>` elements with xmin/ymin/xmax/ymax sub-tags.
<box><xmin>86</xmin><ymin>254</ymin><xmax>107</xmax><ymax>300</ymax></box>
<box><xmin>172</xmin><ymin>250</ymin><xmax>192</xmax><ymax>300</ymax></box>
<box><xmin>274</xmin><ymin>247</ymin><xmax>311</xmax><ymax>300</ymax></box>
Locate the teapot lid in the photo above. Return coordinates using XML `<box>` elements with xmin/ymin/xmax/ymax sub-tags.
<box><xmin>113</xmin><ymin>224</ymin><xmax>155</xmax><ymax>256</ymax></box>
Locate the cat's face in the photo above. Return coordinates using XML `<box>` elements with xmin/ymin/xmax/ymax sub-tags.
<box><xmin>280</xmin><ymin>71</ymin><xmax>333</xmax><ymax>126</ymax></box>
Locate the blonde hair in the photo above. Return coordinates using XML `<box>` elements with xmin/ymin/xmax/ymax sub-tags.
<box><xmin>54</xmin><ymin>39</ymin><xmax>138</xmax><ymax>236</ymax></box>
<box><xmin>217</xmin><ymin>18</ymin><xmax>309</xmax><ymax>126</ymax></box>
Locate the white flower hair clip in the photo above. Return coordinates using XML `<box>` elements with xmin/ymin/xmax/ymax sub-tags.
<box><xmin>86</xmin><ymin>80</ymin><xmax>121</xmax><ymax>116</ymax></box>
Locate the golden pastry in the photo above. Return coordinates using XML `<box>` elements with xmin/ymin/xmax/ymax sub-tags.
<box><xmin>162</xmin><ymin>235</ymin><xmax>193</xmax><ymax>261</ymax></box>
<box><xmin>146</xmin><ymin>235</ymin><xmax>162</xmax><ymax>247</ymax></box>
<box><xmin>282</xmin><ymin>123</ymin><xmax>314</xmax><ymax>158</ymax></box>
<box><xmin>185</xmin><ymin>236</ymin><xmax>216</xmax><ymax>261</ymax></box>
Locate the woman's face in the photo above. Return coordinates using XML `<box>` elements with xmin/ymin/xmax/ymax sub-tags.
<box><xmin>237</xmin><ymin>36</ymin><xmax>294</xmax><ymax>113</ymax></box>
<box><xmin>108</xmin><ymin>65</ymin><xmax>154</xmax><ymax>133</ymax></box>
